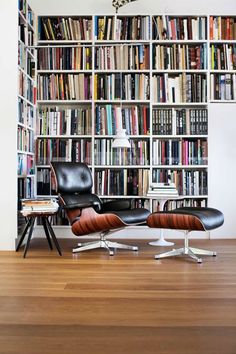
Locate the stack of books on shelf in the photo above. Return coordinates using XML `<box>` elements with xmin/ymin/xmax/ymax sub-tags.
<box><xmin>147</xmin><ymin>182</ymin><xmax>179</xmax><ymax>197</ymax></box>
<box><xmin>21</xmin><ymin>198</ymin><xmax>59</xmax><ymax>215</ymax></box>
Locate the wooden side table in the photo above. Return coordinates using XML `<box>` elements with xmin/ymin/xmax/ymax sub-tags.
<box><xmin>16</xmin><ymin>211</ymin><xmax>62</xmax><ymax>258</ymax></box>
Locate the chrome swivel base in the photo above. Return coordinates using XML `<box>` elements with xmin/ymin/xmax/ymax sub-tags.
<box><xmin>154</xmin><ymin>231</ymin><xmax>217</xmax><ymax>263</ymax></box>
<box><xmin>73</xmin><ymin>231</ymin><xmax>138</xmax><ymax>256</ymax></box>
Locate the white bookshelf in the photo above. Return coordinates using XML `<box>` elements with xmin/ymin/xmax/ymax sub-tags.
<box><xmin>35</xmin><ymin>14</ymin><xmax>211</xmax><ymax>225</ymax></box>
<box><xmin>18</xmin><ymin>0</ymin><xmax>36</xmax><ymax>205</ymax></box>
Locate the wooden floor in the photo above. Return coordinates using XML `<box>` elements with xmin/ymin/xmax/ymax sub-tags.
<box><xmin>0</xmin><ymin>238</ymin><xmax>236</xmax><ymax>354</ymax></box>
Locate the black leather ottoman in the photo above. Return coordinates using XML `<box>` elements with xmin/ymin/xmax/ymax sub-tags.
<box><xmin>147</xmin><ymin>207</ymin><xmax>224</xmax><ymax>263</ymax></box>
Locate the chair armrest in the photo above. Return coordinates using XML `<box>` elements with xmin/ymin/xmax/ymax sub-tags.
<box><xmin>101</xmin><ymin>199</ymin><xmax>131</xmax><ymax>212</ymax></box>
<box><xmin>63</xmin><ymin>200</ymin><xmax>100</xmax><ymax>210</ymax></box>
<box><xmin>59</xmin><ymin>193</ymin><xmax>102</xmax><ymax>211</ymax></box>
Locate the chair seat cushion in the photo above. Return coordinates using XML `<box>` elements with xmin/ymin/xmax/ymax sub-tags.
<box><xmin>109</xmin><ymin>208</ymin><xmax>151</xmax><ymax>225</ymax></box>
<box><xmin>147</xmin><ymin>207</ymin><xmax>224</xmax><ymax>231</ymax></box>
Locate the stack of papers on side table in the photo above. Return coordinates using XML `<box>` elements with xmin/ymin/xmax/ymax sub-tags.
<box><xmin>146</xmin><ymin>183</ymin><xmax>179</xmax><ymax>197</ymax></box>
<box><xmin>21</xmin><ymin>199</ymin><xmax>59</xmax><ymax>215</ymax></box>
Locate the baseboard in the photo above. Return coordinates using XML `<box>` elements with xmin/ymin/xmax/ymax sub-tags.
<box><xmin>32</xmin><ymin>225</ymin><xmax>226</xmax><ymax>239</ymax></box>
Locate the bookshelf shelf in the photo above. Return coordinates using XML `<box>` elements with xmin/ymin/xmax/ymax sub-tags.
<box><xmin>152</xmin><ymin>135</ymin><xmax>208</xmax><ymax>138</ymax></box>
<box><xmin>18</xmin><ymin>122</ymin><xmax>34</xmax><ymax>131</ymax></box>
<box><xmin>94</xmin><ymin>70</ymin><xmax>151</xmax><ymax>74</ymax></box>
<box><xmin>94</xmin><ymin>100</ymin><xmax>151</xmax><ymax>104</ymax></box>
<box><xmin>18</xmin><ymin>174</ymin><xmax>35</xmax><ymax>178</ymax></box>
<box><xmin>94</xmin><ymin>40</ymin><xmax>150</xmax><ymax>44</ymax></box>
<box><xmin>209</xmin><ymin>40</ymin><xmax>236</xmax><ymax>43</ymax></box>
<box><xmin>94</xmin><ymin>135</ymin><xmax>150</xmax><ymax>138</ymax></box>
<box><xmin>17</xmin><ymin>150</ymin><xmax>34</xmax><ymax>156</ymax></box>
<box><xmin>18</xmin><ymin>95</ymin><xmax>35</xmax><ymax>107</ymax></box>
<box><xmin>36</xmin><ymin>135</ymin><xmax>92</xmax><ymax>138</ymax></box>
<box><xmin>152</xmin><ymin>102</ymin><xmax>208</xmax><ymax>106</ymax></box>
<box><xmin>210</xmin><ymin>100</ymin><xmax>236</xmax><ymax>103</ymax></box>
<box><xmin>152</xmin><ymin>165</ymin><xmax>208</xmax><ymax>168</ymax></box>
<box><xmin>210</xmin><ymin>70</ymin><xmax>236</xmax><ymax>73</ymax></box>
<box><xmin>152</xmin><ymin>40</ymin><xmax>207</xmax><ymax>44</ymax></box>
<box><xmin>38</xmin><ymin>40</ymin><xmax>93</xmax><ymax>44</ymax></box>
<box><xmin>18</xmin><ymin>66</ymin><xmax>35</xmax><ymax>82</ymax></box>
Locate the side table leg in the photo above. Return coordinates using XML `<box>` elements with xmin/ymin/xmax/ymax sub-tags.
<box><xmin>45</xmin><ymin>217</ymin><xmax>62</xmax><ymax>256</ymax></box>
<box><xmin>148</xmin><ymin>199</ymin><xmax>174</xmax><ymax>247</ymax></box>
<box><xmin>42</xmin><ymin>217</ymin><xmax>53</xmax><ymax>250</ymax></box>
<box><xmin>149</xmin><ymin>230</ymin><xmax>175</xmax><ymax>246</ymax></box>
<box><xmin>23</xmin><ymin>217</ymin><xmax>36</xmax><ymax>258</ymax></box>
<box><xmin>16</xmin><ymin>218</ymin><xmax>31</xmax><ymax>251</ymax></box>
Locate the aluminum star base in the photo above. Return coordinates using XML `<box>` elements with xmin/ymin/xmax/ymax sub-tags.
<box><xmin>73</xmin><ymin>231</ymin><xmax>138</xmax><ymax>256</ymax></box>
<box><xmin>154</xmin><ymin>231</ymin><xmax>217</xmax><ymax>263</ymax></box>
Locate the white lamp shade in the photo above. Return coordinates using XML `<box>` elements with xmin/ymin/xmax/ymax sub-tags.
<box><xmin>112</xmin><ymin>129</ymin><xmax>131</xmax><ymax>148</ymax></box>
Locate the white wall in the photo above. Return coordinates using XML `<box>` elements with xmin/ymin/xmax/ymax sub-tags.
<box><xmin>0</xmin><ymin>0</ymin><xmax>18</xmax><ymax>250</ymax></box>
<box><xmin>208</xmin><ymin>104</ymin><xmax>236</xmax><ymax>238</ymax></box>
<box><xmin>30</xmin><ymin>0</ymin><xmax>236</xmax><ymax>16</ymax></box>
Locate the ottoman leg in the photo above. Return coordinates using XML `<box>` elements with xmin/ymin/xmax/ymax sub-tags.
<box><xmin>155</xmin><ymin>248</ymin><xmax>183</xmax><ymax>260</ymax></box>
<box><xmin>189</xmin><ymin>247</ymin><xmax>217</xmax><ymax>257</ymax></box>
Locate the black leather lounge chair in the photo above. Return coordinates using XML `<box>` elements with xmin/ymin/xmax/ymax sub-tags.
<box><xmin>51</xmin><ymin>161</ymin><xmax>150</xmax><ymax>255</ymax></box>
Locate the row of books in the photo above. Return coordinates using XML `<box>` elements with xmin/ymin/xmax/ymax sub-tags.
<box><xmin>36</xmin><ymin>138</ymin><xmax>92</xmax><ymax>165</ymax></box>
<box><xmin>210</xmin><ymin>16</ymin><xmax>236</xmax><ymax>40</ymax></box>
<box><xmin>19</xmin><ymin>72</ymin><xmax>35</xmax><ymax>104</ymax></box>
<box><xmin>18</xmin><ymin>0</ymin><xmax>27</xmax><ymax>17</ymax></box>
<box><xmin>94</xmin><ymin>139</ymin><xmax>150</xmax><ymax>166</ymax></box>
<box><xmin>94</xmin><ymin>169</ymin><xmax>149</xmax><ymax>196</ymax></box>
<box><xmin>153</xmin><ymin>44</ymin><xmax>207</xmax><ymax>70</ymax></box>
<box><xmin>37</xmin><ymin>107</ymin><xmax>92</xmax><ymax>136</ymax></box>
<box><xmin>18</xmin><ymin>155</ymin><xmax>34</xmax><ymax>176</ymax></box>
<box><xmin>18</xmin><ymin>177</ymin><xmax>34</xmax><ymax>201</ymax></box>
<box><xmin>152</xmin><ymin>108</ymin><xmax>208</xmax><ymax>135</ymax></box>
<box><xmin>37</xmin><ymin>168</ymin><xmax>56</xmax><ymax>196</ymax></box>
<box><xmin>21</xmin><ymin>199</ymin><xmax>59</xmax><ymax>214</ymax></box>
<box><xmin>153</xmin><ymin>169</ymin><xmax>208</xmax><ymax>196</ymax></box>
<box><xmin>38</xmin><ymin>16</ymin><xmax>236</xmax><ymax>42</ymax></box>
<box><xmin>152</xmin><ymin>73</ymin><xmax>207</xmax><ymax>103</ymax></box>
<box><xmin>95</xmin><ymin>45</ymin><xmax>150</xmax><ymax>70</ymax></box>
<box><xmin>95</xmin><ymin>16</ymin><xmax>150</xmax><ymax>41</ymax></box>
<box><xmin>210</xmin><ymin>44</ymin><xmax>236</xmax><ymax>70</ymax></box>
<box><xmin>18</xmin><ymin>41</ymin><xmax>26</xmax><ymax>69</ymax></box>
<box><xmin>94</xmin><ymin>73</ymin><xmax>150</xmax><ymax>100</ymax></box>
<box><xmin>27</xmin><ymin>7</ymin><xmax>34</xmax><ymax>27</ymax></box>
<box><xmin>95</xmin><ymin>105</ymin><xmax>150</xmax><ymax>136</ymax></box>
<box><xmin>18</xmin><ymin>23</ymin><xmax>27</xmax><ymax>44</ymax></box>
<box><xmin>27</xmin><ymin>56</ymin><xmax>35</xmax><ymax>79</ymax></box>
<box><xmin>17</xmin><ymin>126</ymin><xmax>34</xmax><ymax>152</ymax></box>
<box><xmin>147</xmin><ymin>182</ymin><xmax>178</xmax><ymax>197</ymax></box>
<box><xmin>37</xmin><ymin>74</ymin><xmax>92</xmax><ymax>100</ymax></box>
<box><xmin>153</xmin><ymin>16</ymin><xmax>207</xmax><ymax>40</ymax></box>
<box><xmin>39</xmin><ymin>17</ymin><xmax>93</xmax><ymax>41</ymax></box>
<box><xmin>152</xmin><ymin>139</ymin><xmax>208</xmax><ymax>166</ymax></box>
<box><xmin>210</xmin><ymin>74</ymin><xmax>236</xmax><ymax>100</ymax></box>
<box><xmin>38</xmin><ymin>47</ymin><xmax>92</xmax><ymax>70</ymax></box>
<box><xmin>158</xmin><ymin>198</ymin><xmax>207</xmax><ymax>211</ymax></box>
<box><xmin>18</xmin><ymin>99</ymin><xmax>34</xmax><ymax>128</ymax></box>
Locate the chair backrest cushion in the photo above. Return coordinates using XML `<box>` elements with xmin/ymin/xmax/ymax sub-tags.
<box><xmin>51</xmin><ymin>162</ymin><xmax>93</xmax><ymax>194</ymax></box>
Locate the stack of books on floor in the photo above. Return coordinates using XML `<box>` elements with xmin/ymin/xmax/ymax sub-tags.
<box><xmin>147</xmin><ymin>183</ymin><xmax>179</xmax><ymax>197</ymax></box>
<box><xmin>21</xmin><ymin>199</ymin><xmax>59</xmax><ymax>215</ymax></box>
